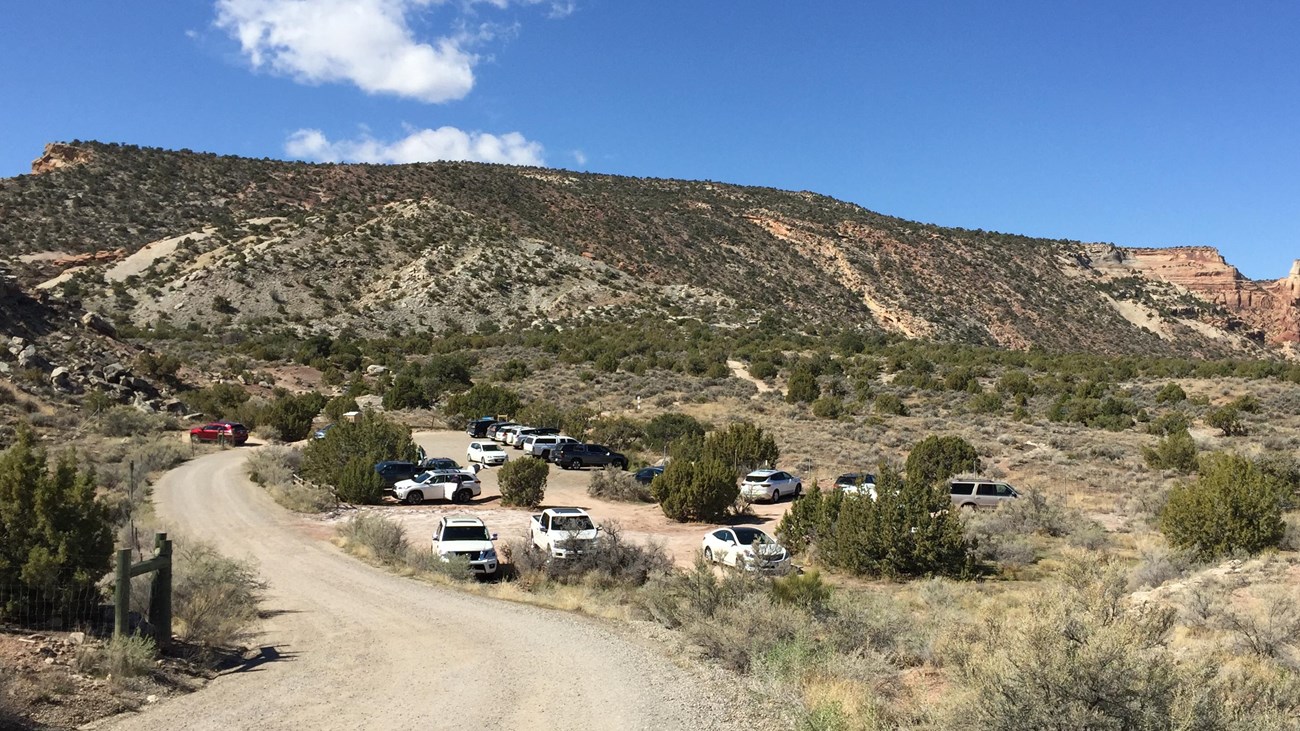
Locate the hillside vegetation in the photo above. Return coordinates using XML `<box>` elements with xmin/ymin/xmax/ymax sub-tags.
<box><xmin>0</xmin><ymin>141</ymin><xmax>1277</xmax><ymax>359</ymax></box>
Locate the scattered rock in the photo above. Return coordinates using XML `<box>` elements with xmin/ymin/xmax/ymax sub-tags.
<box><xmin>49</xmin><ymin>366</ymin><xmax>72</xmax><ymax>389</ymax></box>
<box><xmin>68</xmin><ymin>631</ymin><xmax>85</xmax><ymax>645</ymax></box>
<box><xmin>365</xmin><ymin>364</ymin><xmax>388</xmax><ymax>376</ymax></box>
<box><xmin>80</xmin><ymin>310</ymin><xmax>117</xmax><ymax>337</ymax></box>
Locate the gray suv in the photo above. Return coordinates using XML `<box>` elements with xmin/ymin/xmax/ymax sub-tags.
<box><xmin>553</xmin><ymin>443</ymin><xmax>628</xmax><ymax>470</ymax></box>
<box><xmin>949</xmin><ymin>479</ymin><xmax>1019</xmax><ymax>510</ymax></box>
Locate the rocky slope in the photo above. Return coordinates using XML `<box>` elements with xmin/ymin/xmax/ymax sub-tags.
<box><xmin>0</xmin><ymin>141</ymin><xmax>1292</xmax><ymax>360</ymax></box>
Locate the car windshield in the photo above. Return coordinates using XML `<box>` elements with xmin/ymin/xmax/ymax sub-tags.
<box><xmin>552</xmin><ymin>516</ymin><xmax>594</xmax><ymax>532</ymax></box>
<box><xmin>732</xmin><ymin>528</ymin><xmax>771</xmax><ymax>545</ymax></box>
<box><xmin>441</xmin><ymin>526</ymin><xmax>491</xmax><ymax>541</ymax></box>
<box><xmin>413</xmin><ymin>472</ymin><xmax>434</xmax><ymax>483</ymax></box>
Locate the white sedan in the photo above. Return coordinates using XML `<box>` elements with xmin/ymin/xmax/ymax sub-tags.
<box><xmin>701</xmin><ymin>527</ymin><xmax>791</xmax><ymax>573</ymax></box>
<box><xmin>467</xmin><ymin>440</ymin><xmax>508</xmax><ymax>466</ymax></box>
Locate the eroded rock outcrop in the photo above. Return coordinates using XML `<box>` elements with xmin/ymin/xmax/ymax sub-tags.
<box><xmin>30</xmin><ymin>142</ymin><xmax>93</xmax><ymax>175</ymax></box>
<box><xmin>1123</xmin><ymin>247</ymin><xmax>1300</xmax><ymax>345</ymax></box>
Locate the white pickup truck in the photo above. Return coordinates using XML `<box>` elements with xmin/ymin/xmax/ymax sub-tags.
<box><xmin>529</xmin><ymin>507</ymin><xmax>599</xmax><ymax>559</ymax></box>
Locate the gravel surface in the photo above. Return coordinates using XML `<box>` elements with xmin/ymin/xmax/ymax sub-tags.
<box><xmin>95</xmin><ymin>449</ymin><xmax>770</xmax><ymax>731</ymax></box>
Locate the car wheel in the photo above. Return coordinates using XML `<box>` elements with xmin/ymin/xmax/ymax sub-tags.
<box><xmin>453</xmin><ymin>488</ymin><xmax>472</xmax><ymax>504</ymax></box>
<box><xmin>405</xmin><ymin>490</ymin><xmax>424</xmax><ymax>505</ymax></box>
<box><xmin>568</xmin><ymin>459</ymin><xmax>583</xmax><ymax>470</ymax></box>
<box><xmin>617</xmin><ymin>460</ymin><xmax>628</xmax><ymax>470</ymax></box>
<box><xmin>794</xmin><ymin>482</ymin><xmax>802</xmax><ymax>498</ymax></box>
<box><xmin>704</xmin><ymin>547</ymin><xmax>714</xmax><ymax>563</ymax></box>
<box><xmin>960</xmin><ymin>502</ymin><xmax>977</xmax><ymax>512</ymax></box>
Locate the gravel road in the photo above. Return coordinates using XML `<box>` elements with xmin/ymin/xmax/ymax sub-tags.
<box><xmin>99</xmin><ymin>449</ymin><xmax>764</xmax><ymax>731</ymax></box>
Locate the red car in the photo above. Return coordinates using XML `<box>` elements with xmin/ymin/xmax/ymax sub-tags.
<box><xmin>189</xmin><ymin>421</ymin><xmax>249</xmax><ymax>446</ymax></box>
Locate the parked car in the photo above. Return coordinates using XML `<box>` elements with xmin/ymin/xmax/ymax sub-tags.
<box><xmin>739</xmin><ymin>469</ymin><xmax>802</xmax><ymax>503</ymax></box>
<box><xmin>949</xmin><ymin>479</ymin><xmax>1020</xmax><ymax>510</ymax></box>
<box><xmin>496</xmin><ymin>424</ymin><xmax>525</xmax><ymax>445</ymax></box>
<box><xmin>392</xmin><ymin>470</ymin><xmax>482</xmax><ymax>505</ymax></box>
<box><xmin>552</xmin><ymin>443</ymin><xmax>628</xmax><ymax>470</ymax></box>
<box><xmin>374</xmin><ymin>460</ymin><xmax>422</xmax><ymax>488</ymax></box>
<box><xmin>466</xmin><ymin>417</ymin><xmax>500</xmax><ymax>438</ymax></box>
<box><xmin>530</xmin><ymin>507</ymin><xmax>599</xmax><ymax>559</ymax></box>
<box><xmin>835</xmin><ymin>472</ymin><xmax>877</xmax><ymax>498</ymax></box>
<box><xmin>312</xmin><ymin>424</ymin><xmax>334</xmax><ymax>440</ymax></box>
<box><xmin>634</xmin><ymin>466</ymin><xmax>664</xmax><ymax>485</ymax></box>
<box><xmin>467</xmin><ymin>441</ymin><xmax>509</xmax><ymax>466</ymax></box>
<box><xmin>511</xmin><ymin>426</ymin><xmax>559</xmax><ymax>450</ymax></box>
<box><xmin>189</xmin><ymin>421</ymin><xmax>249</xmax><ymax>446</ymax></box>
<box><xmin>487</xmin><ymin>421</ymin><xmax>517</xmax><ymax>440</ymax></box>
<box><xmin>701</xmin><ymin>527</ymin><xmax>791</xmax><ymax>573</ymax></box>
<box><xmin>523</xmin><ymin>434</ymin><xmax>579</xmax><ymax>460</ymax></box>
<box><xmin>432</xmin><ymin>516</ymin><xmax>499</xmax><ymax>575</ymax></box>
<box><xmin>419</xmin><ymin>457</ymin><xmax>470</xmax><ymax>473</ymax></box>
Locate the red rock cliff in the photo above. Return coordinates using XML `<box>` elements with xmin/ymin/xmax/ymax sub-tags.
<box><xmin>1124</xmin><ymin>247</ymin><xmax>1300</xmax><ymax>345</ymax></box>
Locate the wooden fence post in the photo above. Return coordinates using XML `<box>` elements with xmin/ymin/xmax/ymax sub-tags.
<box><xmin>114</xmin><ymin>548</ymin><xmax>131</xmax><ymax>637</ymax></box>
<box><xmin>148</xmin><ymin>532</ymin><xmax>173</xmax><ymax>649</ymax></box>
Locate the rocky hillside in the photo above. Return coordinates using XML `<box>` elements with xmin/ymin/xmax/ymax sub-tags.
<box><xmin>0</xmin><ymin>141</ymin><xmax>1294</xmax><ymax>359</ymax></box>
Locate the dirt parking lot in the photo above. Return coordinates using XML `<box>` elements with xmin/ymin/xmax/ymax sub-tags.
<box><xmin>347</xmin><ymin>430</ymin><xmax>794</xmax><ymax>566</ymax></box>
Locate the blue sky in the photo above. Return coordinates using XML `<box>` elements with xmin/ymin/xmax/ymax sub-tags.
<box><xmin>1</xmin><ymin>1</ymin><xmax>1296</xmax><ymax>279</ymax></box>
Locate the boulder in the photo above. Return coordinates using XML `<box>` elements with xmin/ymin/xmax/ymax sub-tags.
<box><xmin>81</xmin><ymin>311</ymin><xmax>117</xmax><ymax>337</ymax></box>
<box><xmin>49</xmin><ymin>366</ymin><xmax>71</xmax><ymax>389</ymax></box>
<box><xmin>366</xmin><ymin>364</ymin><xmax>388</xmax><ymax>376</ymax></box>
<box><xmin>103</xmin><ymin>362</ymin><xmax>126</xmax><ymax>382</ymax></box>
<box><xmin>17</xmin><ymin>345</ymin><xmax>39</xmax><ymax>368</ymax></box>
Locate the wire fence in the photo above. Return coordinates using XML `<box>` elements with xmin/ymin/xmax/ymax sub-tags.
<box><xmin>0</xmin><ymin>581</ymin><xmax>112</xmax><ymax>633</ymax></box>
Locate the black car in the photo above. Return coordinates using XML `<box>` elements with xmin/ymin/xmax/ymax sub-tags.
<box><xmin>634</xmin><ymin>466</ymin><xmax>664</xmax><ymax>485</ymax></box>
<box><xmin>553</xmin><ymin>443</ymin><xmax>628</xmax><ymax>470</ymax></box>
<box><xmin>374</xmin><ymin>460</ymin><xmax>421</xmax><ymax>487</ymax></box>
<box><xmin>466</xmin><ymin>417</ymin><xmax>499</xmax><ymax>438</ymax></box>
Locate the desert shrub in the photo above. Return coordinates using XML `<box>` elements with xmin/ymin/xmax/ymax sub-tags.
<box><xmin>402</xmin><ymin>547</ymin><xmax>471</xmax><ymax>581</ymax></box>
<box><xmin>1216</xmin><ymin>588</ymin><xmax>1300</xmax><ymax>660</ymax></box>
<box><xmin>1142</xmin><ymin>428</ymin><xmax>1198</xmax><ymax>472</ymax></box>
<box><xmin>641</xmin><ymin>557</ymin><xmax>766</xmax><ymax>629</ymax></box>
<box><xmin>523</xmin><ymin>524</ymin><xmax>671</xmax><ymax>589</ymax></box>
<box><xmin>770</xmin><ymin>570</ymin><xmax>832</xmax><ymax>613</ymax></box>
<box><xmin>97</xmin><ymin>406</ymin><xmax>167</xmax><ymax>437</ymax></box>
<box><xmin>382</xmin><ymin>355</ymin><xmax>474</xmax><ymax>410</ymax></box>
<box><xmin>1206</xmin><ymin>405</ymin><xmax>1247</xmax><ymax>436</ymax></box>
<box><xmin>684</xmin><ymin>597</ymin><xmax>810</xmax><ymax>675</ymax></box>
<box><xmin>172</xmin><ymin>542</ymin><xmax>263</xmax><ymax>649</ymax></box>
<box><xmin>1230</xmin><ymin>394</ymin><xmax>1262</xmax><ymax>413</ymax></box>
<box><xmin>778</xmin><ymin>466</ymin><xmax>976</xmax><ymax>579</ymax></box>
<box><xmin>944</xmin><ymin>366</ymin><xmax>981</xmax><ymax>393</ymax></box>
<box><xmin>75</xmin><ymin>635</ymin><xmax>156</xmax><ymax>679</ymax></box>
<box><xmin>969</xmin><ymin>391</ymin><xmax>1003</xmax><ymax>414</ymax></box>
<box><xmin>124</xmin><ymin>438</ymin><xmax>189</xmax><ymax>476</ymax></box>
<box><xmin>444</xmin><ymin>383</ymin><xmax>522</xmax><ymax>423</ymax></box>
<box><xmin>135</xmin><ymin>350</ymin><xmax>181</xmax><ymax>383</ymax></box>
<box><xmin>585</xmin><ymin>415</ymin><xmax>645</xmax><ymax>451</ymax></box>
<box><xmin>245</xmin><ymin>446</ymin><xmax>300</xmax><ymax>486</ymax></box>
<box><xmin>300</xmin><ymin>411</ymin><xmax>417</xmax><ymax>504</ymax></box>
<box><xmin>653</xmin><ymin>458</ymin><xmax>738</xmax><ymax>522</ymax></box>
<box><xmin>587</xmin><ymin>466</ymin><xmax>652</xmax><ymax>502</ymax></box>
<box><xmin>498</xmin><ymin>456</ymin><xmax>548</xmax><ymax>508</ymax></box>
<box><xmin>941</xmin><ymin>555</ymin><xmax>1198</xmax><ymax>731</ymax></box>
<box><xmin>1146</xmin><ymin>411</ymin><xmax>1190</xmax><ymax>436</ymax></box>
<box><xmin>0</xmin><ymin>428</ymin><xmax>113</xmax><ymax>623</ymax></box>
<box><xmin>260</xmin><ymin>390</ymin><xmax>326</xmax><ymax>442</ymax></box>
<box><xmin>323</xmin><ymin>394</ymin><xmax>358</xmax><ymax>422</ymax></box>
<box><xmin>1154</xmin><ymin>382</ymin><xmax>1187</xmax><ymax>404</ymax></box>
<box><xmin>811</xmin><ymin>396</ymin><xmax>843</xmax><ymax>419</ymax></box>
<box><xmin>873</xmin><ymin>393</ymin><xmax>907</xmax><ymax>416</ymax></box>
<box><xmin>1129</xmin><ymin>543</ymin><xmax>1197</xmax><ymax>590</ymax></box>
<box><xmin>1161</xmin><ymin>453</ymin><xmax>1289</xmax><ymax>559</ymax></box>
<box><xmin>339</xmin><ymin>512</ymin><xmax>409</xmax><ymax>565</ymax></box>
<box><xmin>997</xmin><ymin>370</ymin><xmax>1036</xmax><ymax>398</ymax></box>
<box><xmin>905</xmin><ymin>435</ymin><xmax>980</xmax><ymax>489</ymax></box>
<box><xmin>643</xmin><ymin>413</ymin><xmax>707</xmax><ymax>452</ymax></box>
<box><xmin>700</xmin><ymin>421</ymin><xmax>779</xmax><ymax>475</ymax></box>
<box><xmin>786</xmin><ymin>365</ymin><xmax>819</xmax><ymax>404</ymax></box>
<box><xmin>185</xmin><ymin>382</ymin><xmax>250</xmax><ymax>419</ymax></box>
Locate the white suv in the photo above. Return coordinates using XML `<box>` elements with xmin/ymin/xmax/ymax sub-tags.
<box><xmin>433</xmin><ymin>516</ymin><xmax>499</xmax><ymax>575</ymax></box>
<box><xmin>523</xmin><ymin>435</ymin><xmax>578</xmax><ymax>460</ymax></box>
<box><xmin>467</xmin><ymin>440</ymin><xmax>508</xmax><ymax>466</ymax></box>
<box><xmin>739</xmin><ymin>469</ymin><xmax>802</xmax><ymax>503</ymax></box>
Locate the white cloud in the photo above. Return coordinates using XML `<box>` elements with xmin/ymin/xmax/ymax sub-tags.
<box><xmin>215</xmin><ymin>0</ymin><xmax>477</xmax><ymax>103</ymax></box>
<box><xmin>286</xmin><ymin>126</ymin><xmax>545</xmax><ymax>165</ymax></box>
<box><xmin>214</xmin><ymin>0</ymin><xmax>576</xmax><ymax>103</ymax></box>
<box><xmin>571</xmin><ymin>149</ymin><xmax>587</xmax><ymax>166</ymax></box>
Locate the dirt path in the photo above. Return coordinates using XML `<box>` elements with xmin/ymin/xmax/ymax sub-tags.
<box><xmin>98</xmin><ymin>449</ymin><xmax>758</xmax><ymax>731</ymax></box>
<box><xmin>726</xmin><ymin>359</ymin><xmax>777</xmax><ymax>398</ymax></box>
